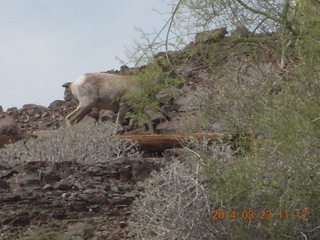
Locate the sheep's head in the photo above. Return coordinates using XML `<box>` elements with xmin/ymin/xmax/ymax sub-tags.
<box><xmin>62</xmin><ymin>82</ymin><xmax>73</xmax><ymax>101</ymax></box>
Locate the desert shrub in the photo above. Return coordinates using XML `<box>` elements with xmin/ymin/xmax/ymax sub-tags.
<box><xmin>130</xmin><ymin>140</ymin><xmax>235</xmax><ymax>239</ymax></box>
<box><xmin>131</xmin><ymin>136</ymin><xmax>319</xmax><ymax>239</ymax></box>
<box><xmin>127</xmin><ymin>61</ymin><xmax>183</xmax><ymax>124</ymax></box>
<box><xmin>204</xmin><ymin>143</ymin><xmax>320</xmax><ymax>239</ymax></box>
<box><xmin>194</xmin><ymin>38</ymin><xmax>320</xmax><ymax>239</ymax></box>
<box><xmin>194</xmin><ymin>36</ymin><xmax>320</xmax><ymax>239</ymax></box>
<box><xmin>131</xmin><ymin>152</ymin><xmax>216</xmax><ymax>239</ymax></box>
<box><xmin>0</xmin><ymin>123</ymin><xmax>141</xmax><ymax>167</ymax></box>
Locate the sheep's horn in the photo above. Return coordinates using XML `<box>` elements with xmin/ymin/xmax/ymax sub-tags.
<box><xmin>62</xmin><ymin>82</ymin><xmax>71</xmax><ymax>88</ymax></box>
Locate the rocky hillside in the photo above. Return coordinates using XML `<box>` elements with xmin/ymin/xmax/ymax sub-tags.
<box><xmin>0</xmin><ymin>155</ymin><xmax>171</xmax><ymax>239</ymax></box>
<box><xmin>1</xmin><ymin>29</ymin><xmax>315</xmax><ymax>239</ymax></box>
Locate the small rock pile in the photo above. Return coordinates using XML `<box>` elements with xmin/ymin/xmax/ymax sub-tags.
<box><xmin>6</xmin><ymin>101</ymin><xmax>75</xmax><ymax>135</ymax></box>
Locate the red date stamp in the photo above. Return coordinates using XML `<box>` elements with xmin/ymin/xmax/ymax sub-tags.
<box><xmin>212</xmin><ymin>210</ymin><xmax>308</xmax><ymax>220</ymax></box>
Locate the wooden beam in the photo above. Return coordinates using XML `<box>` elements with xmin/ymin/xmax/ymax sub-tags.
<box><xmin>118</xmin><ymin>133</ymin><xmax>231</xmax><ymax>152</ymax></box>
<box><xmin>29</xmin><ymin>130</ymin><xmax>231</xmax><ymax>152</ymax></box>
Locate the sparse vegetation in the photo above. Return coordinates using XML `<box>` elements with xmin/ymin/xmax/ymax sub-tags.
<box><xmin>131</xmin><ymin>144</ymin><xmax>217</xmax><ymax>239</ymax></box>
<box><xmin>0</xmin><ymin>123</ymin><xmax>141</xmax><ymax>167</ymax></box>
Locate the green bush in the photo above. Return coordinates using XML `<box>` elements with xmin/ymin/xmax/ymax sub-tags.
<box><xmin>126</xmin><ymin>61</ymin><xmax>183</xmax><ymax>124</ymax></box>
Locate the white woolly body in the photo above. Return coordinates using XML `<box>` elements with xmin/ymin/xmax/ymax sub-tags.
<box><xmin>71</xmin><ymin>75</ymin><xmax>87</xmax><ymax>99</ymax></box>
<box><xmin>63</xmin><ymin>73</ymin><xmax>136</xmax><ymax>129</ymax></box>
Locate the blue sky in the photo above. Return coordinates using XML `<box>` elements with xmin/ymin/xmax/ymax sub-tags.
<box><xmin>0</xmin><ymin>1</ymin><xmax>172</xmax><ymax>110</ymax></box>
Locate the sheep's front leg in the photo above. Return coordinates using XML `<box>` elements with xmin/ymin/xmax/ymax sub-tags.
<box><xmin>114</xmin><ymin>103</ymin><xmax>130</xmax><ymax>135</ymax></box>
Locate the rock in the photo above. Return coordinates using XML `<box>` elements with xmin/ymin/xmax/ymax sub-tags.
<box><xmin>54</xmin><ymin>177</ymin><xmax>74</xmax><ymax>190</ymax></box>
<box><xmin>22</xmin><ymin>104</ymin><xmax>41</xmax><ymax>110</ymax></box>
<box><xmin>16</xmin><ymin>172</ymin><xmax>40</xmax><ymax>186</ymax></box>
<box><xmin>156</xmin><ymin>88</ymin><xmax>176</xmax><ymax>103</ymax></box>
<box><xmin>77</xmin><ymin>115</ymin><xmax>97</xmax><ymax>125</ymax></box>
<box><xmin>0</xmin><ymin>113</ymin><xmax>21</xmax><ymax>135</ymax></box>
<box><xmin>195</xmin><ymin>27</ymin><xmax>228</xmax><ymax>43</ymax></box>
<box><xmin>120</xmin><ymin>65</ymin><xmax>130</xmax><ymax>74</ymax></box>
<box><xmin>123</xmin><ymin>192</ymin><xmax>136</xmax><ymax>198</ymax></box>
<box><xmin>1</xmin><ymin>194</ymin><xmax>21</xmax><ymax>202</ymax></box>
<box><xmin>108</xmin><ymin>195</ymin><xmax>134</xmax><ymax>205</ymax></box>
<box><xmin>42</xmin><ymin>184</ymin><xmax>54</xmax><ymax>191</ymax></box>
<box><xmin>111</xmin><ymin>186</ymin><xmax>120</xmax><ymax>193</ymax></box>
<box><xmin>69</xmin><ymin>200</ymin><xmax>88</xmax><ymax>212</ymax></box>
<box><xmin>231</xmin><ymin>26</ymin><xmax>250</xmax><ymax>38</ymax></box>
<box><xmin>99</xmin><ymin>109</ymin><xmax>116</xmax><ymax>122</ymax></box>
<box><xmin>80</xmin><ymin>191</ymin><xmax>107</xmax><ymax>204</ymax></box>
<box><xmin>5</xmin><ymin>101</ymin><xmax>75</xmax><ymax>135</ymax></box>
<box><xmin>0</xmin><ymin>178</ymin><xmax>10</xmax><ymax>190</ymax></box>
<box><xmin>119</xmin><ymin>165</ymin><xmax>131</xmax><ymax>181</ymax></box>
<box><xmin>117</xmin><ymin>184</ymin><xmax>131</xmax><ymax>191</ymax></box>
<box><xmin>131</xmin><ymin>159</ymin><xmax>161</xmax><ymax>181</ymax></box>
<box><xmin>156</xmin><ymin>119</ymin><xmax>180</xmax><ymax>133</ymax></box>
<box><xmin>0</xmin><ymin>160</ymin><xmax>10</xmax><ymax>169</ymax></box>
<box><xmin>0</xmin><ymin>169</ymin><xmax>18</xmax><ymax>179</ymax></box>
<box><xmin>48</xmin><ymin>100</ymin><xmax>66</xmax><ymax>109</ymax></box>
<box><xmin>2</xmin><ymin>211</ymin><xmax>30</xmax><ymax>227</ymax></box>
<box><xmin>42</xmin><ymin>170</ymin><xmax>61</xmax><ymax>184</ymax></box>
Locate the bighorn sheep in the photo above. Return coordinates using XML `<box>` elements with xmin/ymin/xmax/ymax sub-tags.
<box><xmin>63</xmin><ymin>73</ymin><xmax>138</xmax><ymax>131</ymax></box>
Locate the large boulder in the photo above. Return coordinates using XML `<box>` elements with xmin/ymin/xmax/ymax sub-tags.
<box><xmin>0</xmin><ymin>113</ymin><xmax>21</xmax><ymax>135</ymax></box>
<box><xmin>0</xmin><ymin>113</ymin><xmax>24</xmax><ymax>148</ymax></box>
<box><xmin>48</xmin><ymin>100</ymin><xmax>66</xmax><ymax>109</ymax></box>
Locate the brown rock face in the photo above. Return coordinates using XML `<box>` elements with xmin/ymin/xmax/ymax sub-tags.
<box><xmin>6</xmin><ymin>102</ymin><xmax>74</xmax><ymax>134</ymax></box>
<box><xmin>0</xmin><ymin>157</ymin><xmax>168</xmax><ymax>239</ymax></box>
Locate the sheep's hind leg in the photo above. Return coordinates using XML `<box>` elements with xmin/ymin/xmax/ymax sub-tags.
<box><xmin>66</xmin><ymin>103</ymin><xmax>95</xmax><ymax>126</ymax></box>
<box><xmin>66</xmin><ymin>108</ymin><xmax>80</xmax><ymax>126</ymax></box>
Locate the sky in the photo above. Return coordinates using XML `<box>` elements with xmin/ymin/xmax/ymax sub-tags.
<box><xmin>0</xmin><ymin>0</ymin><xmax>172</xmax><ymax>111</ymax></box>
